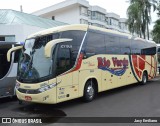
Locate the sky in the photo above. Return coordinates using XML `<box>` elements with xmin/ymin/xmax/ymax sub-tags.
<box><xmin>0</xmin><ymin>0</ymin><xmax>158</xmax><ymax>29</ymax></box>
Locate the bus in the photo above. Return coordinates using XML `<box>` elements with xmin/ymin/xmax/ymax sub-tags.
<box><xmin>7</xmin><ymin>24</ymin><xmax>157</xmax><ymax>104</ymax></box>
<box><xmin>0</xmin><ymin>42</ymin><xmax>19</xmax><ymax>98</ymax></box>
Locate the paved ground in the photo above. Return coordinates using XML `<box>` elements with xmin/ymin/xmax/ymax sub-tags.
<box><xmin>0</xmin><ymin>76</ymin><xmax>160</xmax><ymax>126</ymax></box>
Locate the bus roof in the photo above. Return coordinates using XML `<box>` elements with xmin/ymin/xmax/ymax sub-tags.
<box><xmin>27</xmin><ymin>24</ymin><xmax>88</xmax><ymax>39</ymax></box>
<box><xmin>27</xmin><ymin>24</ymin><xmax>155</xmax><ymax>45</ymax></box>
<box><xmin>27</xmin><ymin>24</ymin><xmax>133</xmax><ymax>39</ymax></box>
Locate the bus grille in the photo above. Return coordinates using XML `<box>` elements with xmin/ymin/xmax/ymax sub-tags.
<box><xmin>18</xmin><ymin>88</ymin><xmax>40</xmax><ymax>94</ymax></box>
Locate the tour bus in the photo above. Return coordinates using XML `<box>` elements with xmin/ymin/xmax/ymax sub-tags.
<box><xmin>7</xmin><ymin>24</ymin><xmax>157</xmax><ymax>104</ymax></box>
<box><xmin>0</xmin><ymin>42</ymin><xmax>19</xmax><ymax>98</ymax></box>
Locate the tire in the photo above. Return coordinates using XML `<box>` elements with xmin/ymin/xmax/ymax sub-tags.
<box><xmin>141</xmin><ymin>72</ymin><xmax>148</xmax><ymax>85</ymax></box>
<box><xmin>83</xmin><ymin>80</ymin><xmax>96</xmax><ymax>102</ymax></box>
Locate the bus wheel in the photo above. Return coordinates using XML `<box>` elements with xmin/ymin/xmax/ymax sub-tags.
<box><xmin>141</xmin><ymin>72</ymin><xmax>148</xmax><ymax>85</ymax></box>
<box><xmin>83</xmin><ymin>80</ymin><xmax>96</xmax><ymax>102</ymax></box>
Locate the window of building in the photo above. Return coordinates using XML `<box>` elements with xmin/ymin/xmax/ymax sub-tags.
<box><xmin>0</xmin><ymin>37</ymin><xmax>5</xmax><ymax>41</ymax></box>
<box><xmin>92</xmin><ymin>23</ymin><xmax>104</xmax><ymax>28</ymax></box>
<box><xmin>105</xmin><ymin>17</ymin><xmax>108</xmax><ymax>24</ymax></box>
<box><xmin>109</xmin><ymin>18</ymin><xmax>119</xmax><ymax>27</ymax></box>
<box><xmin>80</xmin><ymin>6</ymin><xmax>88</xmax><ymax>16</ymax></box>
<box><xmin>80</xmin><ymin>19</ymin><xmax>88</xmax><ymax>24</ymax></box>
<box><xmin>52</xmin><ymin>16</ymin><xmax>55</xmax><ymax>20</ymax></box>
<box><xmin>91</xmin><ymin>11</ymin><xmax>105</xmax><ymax>22</ymax></box>
<box><xmin>5</xmin><ymin>36</ymin><xmax>15</xmax><ymax>42</ymax></box>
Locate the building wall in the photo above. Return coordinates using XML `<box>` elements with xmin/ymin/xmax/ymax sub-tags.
<box><xmin>0</xmin><ymin>24</ymin><xmax>44</xmax><ymax>42</ymax></box>
<box><xmin>52</xmin><ymin>5</ymin><xmax>80</xmax><ymax>24</ymax></box>
<box><xmin>32</xmin><ymin>0</ymin><xmax>129</xmax><ymax>33</ymax></box>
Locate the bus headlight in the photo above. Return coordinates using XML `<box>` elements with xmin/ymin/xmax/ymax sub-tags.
<box><xmin>15</xmin><ymin>82</ymin><xmax>20</xmax><ymax>89</ymax></box>
<box><xmin>38</xmin><ymin>83</ymin><xmax>57</xmax><ymax>93</ymax></box>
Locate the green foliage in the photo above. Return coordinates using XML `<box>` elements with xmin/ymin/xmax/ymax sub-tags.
<box><xmin>127</xmin><ymin>0</ymin><xmax>158</xmax><ymax>39</ymax></box>
<box><xmin>152</xmin><ymin>19</ymin><xmax>160</xmax><ymax>43</ymax></box>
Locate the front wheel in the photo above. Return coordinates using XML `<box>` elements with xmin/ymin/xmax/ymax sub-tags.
<box><xmin>83</xmin><ymin>80</ymin><xmax>96</xmax><ymax>102</ymax></box>
<box><xmin>141</xmin><ymin>72</ymin><xmax>148</xmax><ymax>85</ymax></box>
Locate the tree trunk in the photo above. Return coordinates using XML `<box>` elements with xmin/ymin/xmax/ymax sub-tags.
<box><xmin>147</xmin><ymin>22</ymin><xmax>149</xmax><ymax>40</ymax></box>
<box><xmin>140</xmin><ymin>31</ymin><xmax>142</xmax><ymax>38</ymax></box>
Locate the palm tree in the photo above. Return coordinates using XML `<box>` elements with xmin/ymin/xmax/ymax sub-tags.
<box><xmin>144</xmin><ymin>0</ymin><xmax>157</xmax><ymax>39</ymax></box>
<box><xmin>152</xmin><ymin>18</ymin><xmax>160</xmax><ymax>43</ymax></box>
<box><xmin>127</xmin><ymin>1</ymin><xmax>143</xmax><ymax>37</ymax></box>
<box><xmin>127</xmin><ymin>0</ymin><xmax>157</xmax><ymax>39</ymax></box>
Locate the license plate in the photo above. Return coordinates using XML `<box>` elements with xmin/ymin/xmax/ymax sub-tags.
<box><xmin>25</xmin><ymin>96</ymin><xmax>32</xmax><ymax>101</ymax></box>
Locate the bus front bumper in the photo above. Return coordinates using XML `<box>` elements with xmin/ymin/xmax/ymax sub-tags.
<box><xmin>16</xmin><ymin>88</ymin><xmax>57</xmax><ymax>104</ymax></box>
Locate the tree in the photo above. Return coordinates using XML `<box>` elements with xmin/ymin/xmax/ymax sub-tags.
<box><xmin>152</xmin><ymin>19</ymin><xmax>160</xmax><ymax>43</ymax></box>
<box><xmin>152</xmin><ymin>1</ymin><xmax>160</xmax><ymax>43</ymax></box>
<box><xmin>127</xmin><ymin>0</ymin><xmax>157</xmax><ymax>40</ymax></box>
<box><xmin>127</xmin><ymin>2</ymin><xmax>142</xmax><ymax>37</ymax></box>
<box><xmin>144</xmin><ymin>0</ymin><xmax>157</xmax><ymax>39</ymax></box>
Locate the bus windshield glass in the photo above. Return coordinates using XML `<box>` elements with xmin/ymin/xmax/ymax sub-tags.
<box><xmin>17</xmin><ymin>31</ymin><xmax>85</xmax><ymax>83</ymax></box>
<box><xmin>17</xmin><ymin>36</ymin><xmax>53</xmax><ymax>83</ymax></box>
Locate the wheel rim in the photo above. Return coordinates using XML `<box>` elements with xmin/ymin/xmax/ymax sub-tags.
<box><xmin>143</xmin><ymin>74</ymin><xmax>147</xmax><ymax>83</ymax></box>
<box><xmin>87</xmin><ymin>84</ymin><xmax>94</xmax><ymax>99</ymax></box>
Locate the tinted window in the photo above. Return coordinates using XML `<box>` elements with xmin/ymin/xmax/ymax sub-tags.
<box><xmin>84</xmin><ymin>31</ymin><xmax>105</xmax><ymax>57</ymax></box>
<box><xmin>158</xmin><ymin>47</ymin><xmax>160</xmax><ymax>53</ymax></box>
<box><xmin>119</xmin><ymin>37</ymin><xmax>131</xmax><ymax>54</ymax></box>
<box><xmin>56</xmin><ymin>43</ymin><xmax>72</xmax><ymax>76</ymax></box>
<box><xmin>61</xmin><ymin>30</ymin><xmax>85</xmax><ymax>64</ymax></box>
<box><xmin>130</xmin><ymin>40</ymin><xmax>156</xmax><ymax>55</ymax></box>
<box><xmin>0</xmin><ymin>46</ymin><xmax>11</xmax><ymax>79</ymax></box>
<box><xmin>105</xmin><ymin>35</ymin><xmax>120</xmax><ymax>54</ymax></box>
<box><xmin>0</xmin><ymin>37</ymin><xmax>5</xmax><ymax>41</ymax></box>
<box><xmin>130</xmin><ymin>40</ymin><xmax>141</xmax><ymax>55</ymax></box>
<box><xmin>32</xmin><ymin>34</ymin><xmax>59</xmax><ymax>50</ymax></box>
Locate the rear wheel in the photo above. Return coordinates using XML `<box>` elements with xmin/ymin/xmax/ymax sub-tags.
<box><xmin>83</xmin><ymin>80</ymin><xmax>96</xmax><ymax>102</ymax></box>
<box><xmin>141</xmin><ymin>72</ymin><xmax>148</xmax><ymax>85</ymax></box>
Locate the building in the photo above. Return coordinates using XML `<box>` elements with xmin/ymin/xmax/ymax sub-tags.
<box><xmin>32</xmin><ymin>0</ymin><xmax>129</xmax><ymax>33</ymax></box>
<box><xmin>0</xmin><ymin>9</ymin><xmax>67</xmax><ymax>43</ymax></box>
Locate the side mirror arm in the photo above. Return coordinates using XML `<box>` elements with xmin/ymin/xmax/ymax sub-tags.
<box><xmin>7</xmin><ymin>46</ymin><xmax>23</xmax><ymax>62</ymax></box>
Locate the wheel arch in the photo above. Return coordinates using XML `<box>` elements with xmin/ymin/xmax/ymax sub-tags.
<box><xmin>83</xmin><ymin>77</ymin><xmax>98</xmax><ymax>96</ymax></box>
<box><xmin>142</xmin><ymin>70</ymin><xmax>148</xmax><ymax>80</ymax></box>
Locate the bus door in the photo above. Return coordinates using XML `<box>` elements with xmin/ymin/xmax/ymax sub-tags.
<box><xmin>55</xmin><ymin>43</ymin><xmax>78</xmax><ymax>103</ymax></box>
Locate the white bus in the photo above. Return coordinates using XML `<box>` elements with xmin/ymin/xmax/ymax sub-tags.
<box><xmin>0</xmin><ymin>42</ymin><xmax>19</xmax><ymax>98</ymax></box>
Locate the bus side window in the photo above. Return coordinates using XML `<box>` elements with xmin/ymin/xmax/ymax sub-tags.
<box><xmin>119</xmin><ymin>37</ymin><xmax>131</xmax><ymax>55</ymax></box>
<box><xmin>105</xmin><ymin>35</ymin><xmax>120</xmax><ymax>54</ymax></box>
<box><xmin>84</xmin><ymin>31</ymin><xmax>105</xmax><ymax>57</ymax></box>
<box><xmin>130</xmin><ymin>40</ymin><xmax>141</xmax><ymax>55</ymax></box>
<box><xmin>56</xmin><ymin>43</ymin><xmax>71</xmax><ymax>76</ymax></box>
<box><xmin>61</xmin><ymin>30</ymin><xmax>85</xmax><ymax>64</ymax></box>
<box><xmin>140</xmin><ymin>42</ymin><xmax>156</xmax><ymax>55</ymax></box>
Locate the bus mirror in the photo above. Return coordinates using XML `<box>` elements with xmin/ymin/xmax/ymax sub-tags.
<box><xmin>7</xmin><ymin>46</ymin><xmax>23</xmax><ymax>62</ymax></box>
<box><xmin>44</xmin><ymin>38</ymin><xmax>73</xmax><ymax>58</ymax></box>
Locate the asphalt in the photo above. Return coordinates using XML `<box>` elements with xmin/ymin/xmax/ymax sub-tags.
<box><xmin>0</xmin><ymin>76</ymin><xmax>160</xmax><ymax>126</ymax></box>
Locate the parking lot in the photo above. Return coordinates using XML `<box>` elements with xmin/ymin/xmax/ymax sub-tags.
<box><xmin>0</xmin><ymin>76</ymin><xmax>160</xmax><ymax>126</ymax></box>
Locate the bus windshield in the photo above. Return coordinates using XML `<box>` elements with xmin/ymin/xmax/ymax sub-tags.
<box><xmin>17</xmin><ymin>30</ymin><xmax>86</xmax><ymax>83</ymax></box>
<box><xmin>17</xmin><ymin>38</ymin><xmax>53</xmax><ymax>83</ymax></box>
